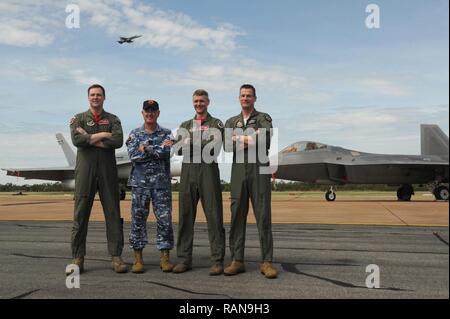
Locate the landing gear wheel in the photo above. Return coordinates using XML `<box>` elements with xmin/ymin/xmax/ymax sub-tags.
<box><xmin>120</xmin><ymin>189</ymin><xmax>126</xmax><ymax>201</ymax></box>
<box><xmin>434</xmin><ymin>186</ymin><xmax>449</xmax><ymax>201</ymax></box>
<box><xmin>397</xmin><ymin>184</ymin><xmax>414</xmax><ymax>201</ymax></box>
<box><xmin>325</xmin><ymin>191</ymin><xmax>336</xmax><ymax>201</ymax></box>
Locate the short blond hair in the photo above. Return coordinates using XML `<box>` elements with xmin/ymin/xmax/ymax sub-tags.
<box><xmin>193</xmin><ymin>89</ymin><xmax>209</xmax><ymax>99</ymax></box>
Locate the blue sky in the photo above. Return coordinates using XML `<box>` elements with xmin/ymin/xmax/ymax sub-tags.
<box><xmin>0</xmin><ymin>0</ymin><xmax>448</xmax><ymax>184</ymax></box>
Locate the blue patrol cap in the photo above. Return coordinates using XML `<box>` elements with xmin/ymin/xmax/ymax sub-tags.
<box><xmin>143</xmin><ymin>100</ymin><xmax>159</xmax><ymax>111</ymax></box>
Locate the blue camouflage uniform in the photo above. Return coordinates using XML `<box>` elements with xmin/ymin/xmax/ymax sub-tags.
<box><xmin>126</xmin><ymin>124</ymin><xmax>174</xmax><ymax>251</ymax></box>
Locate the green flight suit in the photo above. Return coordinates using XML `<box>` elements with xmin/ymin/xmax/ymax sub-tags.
<box><xmin>224</xmin><ymin>109</ymin><xmax>273</xmax><ymax>262</ymax></box>
<box><xmin>70</xmin><ymin>109</ymin><xmax>124</xmax><ymax>258</ymax></box>
<box><xmin>176</xmin><ymin>113</ymin><xmax>225</xmax><ymax>266</ymax></box>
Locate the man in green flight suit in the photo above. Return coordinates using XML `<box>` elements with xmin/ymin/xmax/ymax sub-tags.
<box><xmin>223</xmin><ymin>84</ymin><xmax>278</xmax><ymax>279</ymax></box>
<box><xmin>172</xmin><ymin>89</ymin><xmax>226</xmax><ymax>275</ymax></box>
<box><xmin>67</xmin><ymin>84</ymin><xmax>127</xmax><ymax>274</ymax></box>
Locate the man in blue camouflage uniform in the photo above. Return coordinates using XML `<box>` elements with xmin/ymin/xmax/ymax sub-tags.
<box><xmin>126</xmin><ymin>99</ymin><xmax>175</xmax><ymax>273</ymax></box>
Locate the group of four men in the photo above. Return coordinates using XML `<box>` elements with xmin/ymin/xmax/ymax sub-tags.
<box><xmin>67</xmin><ymin>83</ymin><xmax>277</xmax><ymax>279</ymax></box>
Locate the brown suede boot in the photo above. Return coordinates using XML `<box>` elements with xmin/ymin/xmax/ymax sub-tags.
<box><xmin>172</xmin><ymin>263</ymin><xmax>192</xmax><ymax>274</ymax></box>
<box><xmin>160</xmin><ymin>250</ymin><xmax>174</xmax><ymax>272</ymax></box>
<box><xmin>224</xmin><ymin>261</ymin><xmax>245</xmax><ymax>276</ymax></box>
<box><xmin>209</xmin><ymin>264</ymin><xmax>224</xmax><ymax>276</ymax></box>
<box><xmin>260</xmin><ymin>262</ymin><xmax>278</xmax><ymax>279</ymax></box>
<box><xmin>132</xmin><ymin>250</ymin><xmax>144</xmax><ymax>274</ymax></box>
<box><xmin>111</xmin><ymin>256</ymin><xmax>128</xmax><ymax>273</ymax></box>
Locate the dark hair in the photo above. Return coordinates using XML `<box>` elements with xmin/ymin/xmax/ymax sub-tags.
<box><xmin>240</xmin><ymin>84</ymin><xmax>256</xmax><ymax>97</ymax></box>
<box><xmin>88</xmin><ymin>84</ymin><xmax>105</xmax><ymax>97</ymax></box>
<box><xmin>193</xmin><ymin>89</ymin><xmax>209</xmax><ymax>99</ymax></box>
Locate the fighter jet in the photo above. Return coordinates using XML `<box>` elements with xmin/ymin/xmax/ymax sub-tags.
<box><xmin>2</xmin><ymin>133</ymin><xmax>182</xmax><ymax>200</ymax></box>
<box><xmin>117</xmin><ymin>35</ymin><xmax>142</xmax><ymax>44</ymax></box>
<box><xmin>271</xmin><ymin>124</ymin><xmax>449</xmax><ymax>201</ymax></box>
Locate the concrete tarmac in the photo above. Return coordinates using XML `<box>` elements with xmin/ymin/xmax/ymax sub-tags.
<box><xmin>0</xmin><ymin>221</ymin><xmax>448</xmax><ymax>299</ymax></box>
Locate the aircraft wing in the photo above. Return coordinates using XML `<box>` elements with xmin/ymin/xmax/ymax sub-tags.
<box><xmin>2</xmin><ymin>167</ymin><xmax>74</xmax><ymax>181</ymax></box>
<box><xmin>129</xmin><ymin>35</ymin><xmax>142</xmax><ymax>40</ymax></box>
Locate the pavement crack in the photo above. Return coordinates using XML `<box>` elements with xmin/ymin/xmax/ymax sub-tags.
<box><xmin>145</xmin><ymin>280</ymin><xmax>233</xmax><ymax>299</ymax></box>
<box><xmin>1</xmin><ymin>201</ymin><xmax>61</xmax><ymax>206</ymax></box>
<box><xmin>281</xmin><ymin>263</ymin><xmax>411</xmax><ymax>292</ymax></box>
<box><xmin>433</xmin><ymin>232</ymin><xmax>449</xmax><ymax>246</ymax></box>
<box><xmin>11</xmin><ymin>253</ymin><xmax>111</xmax><ymax>263</ymax></box>
<box><xmin>379</xmin><ymin>204</ymin><xmax>409</xmax><ymax>226</ymax></box>
<box><xmin>11</xmin><ymin>289</ymin><xmax>40</xmax><ymax>299</ymax></box>
<box><xmin>15</xmin><ymin>223</ymin><xmax>68</xmax><ymax>229</ymax></box>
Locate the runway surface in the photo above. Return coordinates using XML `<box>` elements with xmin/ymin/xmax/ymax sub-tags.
<box><xmin>0</xmin><ymin>192</ymin><xmax>448</xmax><ymax>226</ymax></box>
<box><xmin>0</xmin><ymin>221</ymin><xmax>448</xmax><ymax>299</ymax></box>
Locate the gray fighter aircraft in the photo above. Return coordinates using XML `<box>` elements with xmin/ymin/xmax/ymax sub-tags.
<box><xmin>2</xmin><ymin>133</ymin><xmax>182</xmax><ymax>200</ymax></box>
<box><xmin>272</xmin><ymin>124</ymin><xmax>449</xmax><ymax>201</ymax></box>
<box><xmin>117</xmin><ymin>35</ymin><xmax>142</xmax><ymax>44</ymax></box>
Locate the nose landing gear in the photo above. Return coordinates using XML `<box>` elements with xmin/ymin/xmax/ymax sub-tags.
<box><xmin>325</xmin><ymin>187</ymin><xmax>336</xmax><ymax>201</ymax></box>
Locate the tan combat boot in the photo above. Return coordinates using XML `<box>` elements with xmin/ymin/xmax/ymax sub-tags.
<box><xmin>131</xmin><ymin>250</ymin><xmax>144</xmax><ymax>274</ymax></box>
<box><xmin>66</xmin><ymin>257</ymin><xmax>84</xmax><ymax>276</ymax></box>
<box><xmin>209</xmin><ymin>264</ymin><xmax>224</xmax><ymax>276</ymax></box>
<box><xmin>260</xmin><ymin>262</ymin><xmax>278</xmax><ymax>279</ymax></box>
<box><xmin>224</xmin><ymin>261</ymin><xmax>245</xmax><ymax>276</ymax></box>
<box><xmin>172</xmin><ymin>263</ymin><xmax>192</xmax><ymax>273</ymax></box>
<box><xmin>160</xmin><ymin>250</ymin><xmax>174</xmax><ymax>272</ymax></box>
<box><xmin>111</xmin><ymin>256</ymin><xmax>128</xmax><ymax>273</ymax></box>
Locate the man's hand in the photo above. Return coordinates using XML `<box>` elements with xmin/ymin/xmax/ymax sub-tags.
<box><xmin>138</xmin><ymin>144</ymin><xmax>146</xmax><ymax>153</ymax></box>
<box><xmin>76</xmin><ymin>127</ymin><xmax>87</xmax><ymax>135</ymax></box>
<box><xmin>93</xmin><ymin>141</ymin><xmax>107</xmax><ymax>149</ymax></box>
<box><xmin>162</xmin><ymin>139</ymin><xmax>173</xmax><ymax>147</ymax></box>
<box><xmin>89</xmin><ymin>132</ymin><xmax>112</xmax><ymax>145</ymax></box>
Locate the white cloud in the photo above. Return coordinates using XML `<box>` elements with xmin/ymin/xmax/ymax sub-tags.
<box><xmin>76</xmin><ymin>0</ymin><xmax>242</xmax><ymax>53</ymax></box>
<box><xmin>146</xmin><ymin>59</ymin><xmax>309</xmax><ymax>91</ymax></box>
<box><xmin>278</xmin><ymin>105</ymin><xmax>449</xmax><ymax>154</ymax></box>
<box><xmin>0</xmin><ymin>1</ymin><xmax>61</xmax><ymax>47</ymax></box>
<box><xmin>360</xmin><ymin>79</ymin><xmax>410</xmax><ymax>97</ymax></box>
<box><xmin>1</xmin><ymin>59</ymin><xmax>102</xmax><ymax>86</ymax></box>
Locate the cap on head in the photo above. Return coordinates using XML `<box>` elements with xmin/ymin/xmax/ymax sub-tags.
<box><xmin>143</xmin><ymin>100</ymin><xmax>159</xmax><ymax>111</ymax></box>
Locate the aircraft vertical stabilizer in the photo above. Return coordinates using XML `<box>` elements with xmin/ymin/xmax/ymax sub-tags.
<box><xmin>56</xmin><ymin>133</ymin><xmax>76</xmax><ymax>166</ymax></box>
<box><xmin>420</xmin><ymin>124</ymin><xmax>449</xmax><ymax>159</ymax></box>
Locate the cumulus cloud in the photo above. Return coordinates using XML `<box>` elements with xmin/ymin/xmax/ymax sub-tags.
<box><xmin>145</xmin><ymin>59</ymin><xmax>308</xmax><ymax>91</ymax></box>
<box><xmin>1</xmin><ymin>59</ymin><xmax>103</xmax><ymax>85</ymax></box>
<box><xmin>0</xmin><ymin>1</ymin><xmax>61</xmax><ymax>47</ymax></box>
<box><xmin>76</xmin><ymin>0</ymin><xmax>242</xmax><ymax>53</ymax></box>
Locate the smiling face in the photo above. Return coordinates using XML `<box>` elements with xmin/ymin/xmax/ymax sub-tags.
<box><xmin>193</xmin><ymin>94</ymin><xmax>209</xmax><ymax>117</ymax></box>
<box><xmin>88</xmin><ymin>87</ymin><xmax>105</xmax><ymax>112</ymax></box>
<box><xmin>239</xmin><ymin>88</ymin><xmax>256</xmax><ymax>110</ymax></box>
<box><xmin>142</xmin><ymin>109</ymin><xmax>160</xmax><ymax>125</ymax></box>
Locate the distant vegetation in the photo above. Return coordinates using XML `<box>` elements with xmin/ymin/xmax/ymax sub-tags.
<box><xmin>0</xmin><ymin>181</ymin><xmax>429</xmax><ymax>192</ymax></box>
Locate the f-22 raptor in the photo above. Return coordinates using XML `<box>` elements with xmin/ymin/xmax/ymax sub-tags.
<box><xmin>273</xmin><ymin>124</ymin><xmax>449</xmax><ymax>201</ymax></box>
<box><xmin>117</xmin><ymin>35</ymin><xmax>142</xmax><ymax>44</ymax></box>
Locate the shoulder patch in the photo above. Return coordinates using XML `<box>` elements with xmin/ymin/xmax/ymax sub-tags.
<box><xmin>264</xmin><ymin>114</ymin><xmax>272</xmax><ymax>122</ymax></box>
<box><xmin>216</xmin><ymin>120</ymin><xmax>224</xmax><ymax>129</ymax></box>
<box><xmin>70</xmin><ymin>117</ymin><xmax>76</xmax><ymax>125</ymax></box>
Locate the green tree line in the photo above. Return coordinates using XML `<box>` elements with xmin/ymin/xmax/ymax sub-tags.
<box><xmin>0</xmin><ymin>182</ymin><xmax>429</xmax><ymax>192</ymax></box>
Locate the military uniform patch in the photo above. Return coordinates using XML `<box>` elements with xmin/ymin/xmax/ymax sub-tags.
<box><xmin>236</xmin><ymin>121</ymin><xmax>243</xmax><ymax>128</ymax></box>
<box><xmin>217</xmin><ymin>120</ymin><xmax>224</xmax><ymax>129</ymax></box>
<box><xmin>70</xmin><ymin>117</ymin><xmax>76</xmax><ymax>125</ymax></box>
<box><xmin>87</xmin><ymin>120</ymin><xmax>95</xmax><ymax>126</ymax></box>
<box><xmin>265</xmin><ymin>114</ymin><xmax>272</xmax><ymax>122</ymax></box>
